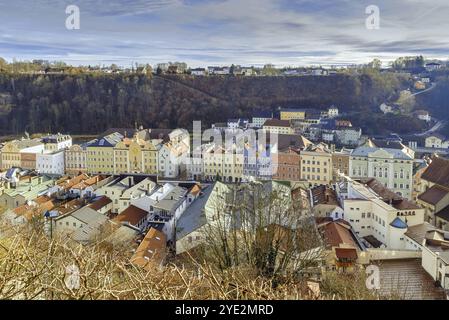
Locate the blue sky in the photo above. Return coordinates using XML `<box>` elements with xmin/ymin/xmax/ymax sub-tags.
<box><xmin>1</xmin><ymin>0</ymin><xmax>449</xmax><ymax>67</ymax></box>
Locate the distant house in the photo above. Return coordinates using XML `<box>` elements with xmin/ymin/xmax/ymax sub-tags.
<box><xmin>327</xmin><ymin>107</ymin><xmax>339</xmax><ymax>118</ymax></box>
<box><xmin>252</xmin><ymin>111</ymin><xmax>273</xmax><ymax>128</ymax></box>
<box><xmin>425</xmin><ymin>134</ymin><xmax>449</xmax><ymax>149</ymax></box>
<box><xmin>262</xmin><ymin>119</ymin><xmax>294</xmax><ymax>135</ymax></box>
<box><xmin>190</xmin><ymin>68</ymin><xmax>207</xmax><ymax>76</ymax></box>
<box><xmin>379</xmin><ymin>103</ymin><xmax>394</xmax><ymax>114</ymax></box>
<box><xmin>416</xmin><ymin>110</ymin><xmax>431</xmax><ymax>122</ymax></box>
<box><xmin>414</xmin><ymin>81</ymin><xmax>426</xmax><ymax>90</ymax></box>
<box><xmin>207</xmin><ymin>66</ymin><xmax>230</xmax><ymax>75</ymax></box>
<box><xmin>425</xmin><ymin>62</ymin><xmax>442</xmax><ymax>72</ymax></box>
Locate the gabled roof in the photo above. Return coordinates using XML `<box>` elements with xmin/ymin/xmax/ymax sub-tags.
<box><xmin>131</xmin><ymin>228</ymin><xmax>167</xmax><ymax>270</ymax></box>
<box><xmin>318</xmin><ymin>220</ymin><xmax>359</xmax><ymax>249</ymax></box>
<box><xmin>70</xmin><ymin>206</ymin><xmax>108</xmax><ymax>226</ymax></box>
<box><xmin>113</xmin><ymin>205</ymin><xmax>148</xmax><ymax>226</ymax></box>
<box><xmin>435</xmin><ymin>205</ymin><xmax>449</xmax><ymax>222</ymax></box>
<box><xmin>364</xmin><ymin>178</ymin><xmax>420</xmax><ymax>210</ymax></box>
<box><xmin>88</xmin><ymin>196</ymin><xmax>112</xmax><ymax>211</ymax></box>
<box><xmin>311</xmin><ymin>185</ymin><xmax>339</xmax><ymax>206</ymax></box>
<box><xmin>421</xmin><ymin>157</ymin><xmax>449</xmax><ymax>188</ymax></box>
<box><xmin>418</xmin><ymin>185</ymin><xmax>449</xmax><ymax>206</ymax></box>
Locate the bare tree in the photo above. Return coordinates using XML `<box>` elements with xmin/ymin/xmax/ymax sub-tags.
<box><xmin>196</xmin><ymin>181</ymin><xmax>325</xmax><ymax>286</ymax></box>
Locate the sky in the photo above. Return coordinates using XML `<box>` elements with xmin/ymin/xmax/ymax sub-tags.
<box><xmin>1</xmin><ymin>0</ymin><xmax>449</xmax><ymax>67</ymax></box>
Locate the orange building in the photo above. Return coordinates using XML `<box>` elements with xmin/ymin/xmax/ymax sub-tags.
<box><xmin>272</xmin><ymin>148</ymin><xmax>300</xmax><ymax>181</ymax></box>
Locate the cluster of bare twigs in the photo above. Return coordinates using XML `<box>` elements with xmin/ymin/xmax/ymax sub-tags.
<box><xmin>0</xmin><ymin>199</ymin><xmax>388</xmax><ymax>300</ymax></box>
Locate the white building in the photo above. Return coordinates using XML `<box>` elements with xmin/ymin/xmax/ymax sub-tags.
<box><xmin>336</xmin><ymin>176</ymin><xmax>425</xmax><ymax>250</ymax></box>
<box><xmin>252</xmin><ymin>112</ymin><xmax>273</xmax><ymax>128</ymax></box>
<box><xmin>421</xmin><ymin>229</ymin><xmax>449</xmax><ymax>290</ymax></box>
<box><xmin>42</xmin><ymin>134</ymin><xmax>72</xmax><ymax>152</ymax></box>
<box><xmin>425</xmin><ymin>134</ymin><xmax>449</xmax><ymax>149</ymax></box>
<box><xmin>425</xmin><ymin>62</ymin><xmax>442</xmax><ymax>72</ymax></box>
<box><xmin>349</xmin><ymin>139</ymin><xmax>415</xmax><ymax>199</ymax></box>
<box><xmin>379</xmin><ymin>103</ymin><xmax>394</xmax><ymax>114</ymax></box>
<box><xmin>335</xmin><ymin>127</ymin><xmax>362</xmax><ymax>146</ymax></box>
<box><xmin>36</xmin><ymin>150</ymin><xmax>65</xmax><ymax>176</ymax></box>
<box><xmin>158</xmin><ymin>129</ymin><xmax>190</xmax><ymax>178</ymax></box>
<box><xmin>416</xmin><ymin>110</ymin><xmax>431</xmax><ymax>122</ymax></box>
<box><xmin>328</xmin><ymin>107</ymin><xmax>339</xmax><ymax>118</ymax></box>
<box><xmin>191</xmin><ymin>68</ymin><xmax>207</xmax><ymax>76</ymax></box>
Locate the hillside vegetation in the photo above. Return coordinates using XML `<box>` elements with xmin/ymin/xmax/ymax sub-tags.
<box><xmin>0</xmin><ymin>72</ymin><xmax>408</xmax><ymax>135</ymax></box>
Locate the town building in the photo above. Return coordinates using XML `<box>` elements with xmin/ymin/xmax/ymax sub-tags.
<box><xmin>0</xmin><ymin>138</ymin><xmax>44</xmax><ymax>170</ymax></box>
<box><xmin>349</xmin><ymin>139</ymin><xmax>414</xmax><ymax>199</ymax></box>
<box><xmin>0</xmin><ymin>174</ymin><xmax>55</xmax><ymax>209</ymax></box>
<box><xmin>272</xmin><ymin>148</ymin><xmax>300</xmax><ymax>182</ymax></box>
<box><xmin>42</xmin><ymin>133</ymin><xmax>72</xmax><ymax>151</ymax></box>
<box><xmin>425</xmin><ymin>62</ymin><xmax>442</xmax><ymax>72</ymax></box>
<box><xmin>262</xmin><ymin>119</ymin><xmax>294</xmax><ymax>135</ymax></box>
<box><xmin>425</xmin><ymin>134</ymin><xmax>449</xmax><ymax>149</ymax></box>
<box><xmin>332</xmin><ymin>148</ymin><xmax>352</xmax><ymax>179</ymax></box>
<box><xmin>416</xmin><ymin>110</ymin><xmax>431</xmax><ymax>122</ymax></box>
<box><xmin>279</xmin><ymin>108</ymin><xmax>307</xmax><ymax>121</ymax></box>
<box><xmin>416</xmin><ymin>157</ymin><xmax>449</xmax><ymax>229</ymax></box>
<box><xmin>96</xmin><ymin>176</ymin><xmax>156</xmax><ymax>214</ymax></box>
<box><xmin>36</xmin><ymin>150</ymin><xmax>65</xmax><ymax>176</ymax></box>
<box><xmin>158</xmin><ymin>129</ymin><xmax>190</xmax><ymax>178</ymax></box>
<box><xmin>421</xmin><ymin>229</ymin><xmax>449</xmax><ymax>290</ymax></box>
<box><xmin>310</xmin><ymin>185</ymin><xmax>344</xmax><ymax>219</ymax></box>
<box><xmin>54</xmin><ymin>206</ymin><xmax>110</xmax><ymax>243</ymax></box>
<box><xmin>336</xmin><ymin>176</ymin><xmax>425</xmax><ymax>250</ymax></box>
<box><xmin>300</xmin><ymin>143</ymin><xmax>333</xmax><ymax>187</ymax></box>
<box><xmin>131</xmin><ymin>227</ymin><xmax>167</xmax><ymax>270</ymax></box>
<box><xmin>252</xmin><ymin>111</ymin><xmax>274</xmax><ymax>128</ymax></box>
<box><xmin>113</xmin><ymin>130</ymin><xmax>162</xmax><ymax>175</ymax></box>
<box><xmin>86</xmin><ymin>132</ymin><xmax>124</xmax><ymax>174</ymax></box>
<box><xmin>65</xmin><ymin>144</ymin><xmax>88</xmax><ymax>175</ymax></box>
<box><xmin>190</xmin><ymin>68</ymin><xmax>207</xmax><ymax>76</ymax></box>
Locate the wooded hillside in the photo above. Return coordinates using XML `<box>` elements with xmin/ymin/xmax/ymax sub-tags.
<box><xmin>0</xmin><ymin>72</ymin><xmax>408</xmax><ymax>135</ymax></box>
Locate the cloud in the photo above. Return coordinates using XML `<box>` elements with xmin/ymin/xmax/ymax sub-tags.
<box><xmin>0</xmin><ymin>0</ymin><xmax>448</xmax><ymax>66</ymax></box>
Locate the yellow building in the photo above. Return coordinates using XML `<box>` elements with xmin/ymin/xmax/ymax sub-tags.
<box><xmin>113</xmin><ymin>133</ymin><xmax>161</xmax><ymax>175</ymax></box>
<box><xmin>86</xmin><ymin>133</ymin><xmax>123</xmax><ymax>174</ymax></box>
<box><xmin>0</xmin><ymin>139</ymin><xmax>44</xmax><ymax>170</ymax></box>
<box><xmin>279</xmin><ymin>108</ymin><xmax>306</xmax><ymax>121</ymax></box>
<box><xmin>203</xmin><ymin>144</ymin><xmax>244</xmax><ymax>182</ymax></box>
<box><xmin>300</xmin><ymin>143</ymin><xmax>333</xmax><ymax>187</ymax></box>
<box><xmin>65</xmin><ymin>144</ymin><xmax>88</xmax><ymax>175</ymax></box>
<box><xmin>262</xmin><ymin>119</ymin><xmax>294</xmax><ymax>135</ymax></box>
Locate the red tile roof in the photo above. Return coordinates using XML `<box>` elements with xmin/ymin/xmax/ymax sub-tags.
<box><xmin>113</xmin><ymin>205</ymin><xmax>148</xmax><ymax>226</ymax></box>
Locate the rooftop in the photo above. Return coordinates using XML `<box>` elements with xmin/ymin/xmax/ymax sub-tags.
<box><xmin>131</xmin><ymin>227</ymin><xmax>167</xmax><ymax>270</ymax></box>
<box><xmin>421</xmin><ymin>157</ymin><xmax>449</xmax><ymax>188</ymax></box>
<box><xmin>263</xmin><ymin>119</ymin><xmax>291</xmax><ymax>128</ymax></box>
<box><xmin>114</xmin><ymin>205</ymin><xmax>148</xmax><ymax>226</ymax></box>
<box><xmin>418</xmin><ymin>185</ymin><xmax>449</xmax><ymax>206</ymax></box>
